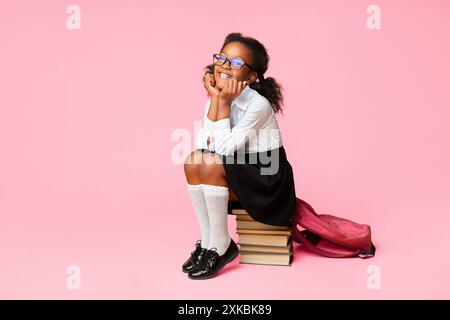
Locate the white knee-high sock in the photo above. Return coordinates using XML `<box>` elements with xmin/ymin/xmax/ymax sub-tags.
<box><xmin>202</xmin><ymin>184</ymin><xmax>232</xmax><ymax>256</ymax></box>
<box><xmin>186</xmin><ymin>183</ymin><xmax>209</xmax><ymax>249</ymax></box>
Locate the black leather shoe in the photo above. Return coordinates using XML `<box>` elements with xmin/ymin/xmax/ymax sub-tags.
<box><xmin>188</xmin><ymin>238</ymin><xmax>239</xmax><ymax>280</ymax></box>
<box><xmin>182</xmin><ymin>240</ymin><xmax>207</xmax><ymax>273</ymax></box>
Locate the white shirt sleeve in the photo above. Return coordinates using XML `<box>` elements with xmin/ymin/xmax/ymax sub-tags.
<box><xmin>212</xmin><ymin>100</ymin><xmax>273</xmax><ymax>156</ymax></box>
<box><xmin>196</xmin><ymin>99</ymin><xmax>216</xmax><ymax>151</ymax></box>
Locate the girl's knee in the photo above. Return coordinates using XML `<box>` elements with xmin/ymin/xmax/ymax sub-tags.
<box><xmin>199</xmin><ymin>154</ymin><xmax>225</xmax><ymax>181</ymax></box>
<box><xmin>200</xmin><ymin>152</ymin><xmax>223</xmax><ymax>166</ymax></box>
<box><xmin>184</xmin><ymin>151</ymin><xmax>203</xmax><ymax>177</ymax></box>
<box><xmin>184</xmin><ymin>150</ymin><xmax>202</xmax><ymax>167</ymax></box>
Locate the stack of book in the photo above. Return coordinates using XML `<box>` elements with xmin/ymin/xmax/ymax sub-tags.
<box><xmin>231</xmin><ymin>208</ymin><xmax>293</xmax><ymax>266</ymax></box>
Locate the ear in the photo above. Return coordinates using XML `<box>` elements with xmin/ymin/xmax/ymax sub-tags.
<box><xmin>247</xmin><ymin>71</ymin><xmax>258</xmax><ymax>85</ymax></box>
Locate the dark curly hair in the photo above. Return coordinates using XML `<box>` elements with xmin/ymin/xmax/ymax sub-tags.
<box><xmin>203</xmin><ymin>32</ymin><xmax>284</xmax><ymax>114</ymax></box>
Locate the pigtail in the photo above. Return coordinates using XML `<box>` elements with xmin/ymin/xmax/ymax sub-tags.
<box><xmin>250</xmin><ymin>75</ymin><xmax>284</xmax><ymax>115</ymax></box>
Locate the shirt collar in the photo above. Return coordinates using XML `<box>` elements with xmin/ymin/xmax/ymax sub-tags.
<box><xmin>231</xmin><ymin>85</ymin><xmax>254</xmax><ymax>111</ymax></box>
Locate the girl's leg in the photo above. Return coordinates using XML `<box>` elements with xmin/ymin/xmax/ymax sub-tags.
<box><xmin>184</xmin><ymin>150</ymin><xmax>237</xmax><ymax>201</ymax></box>
<box><xmin>198</xmin><ymin>152</ymin><xmax>235</xmax><ymax>256</ymax></box>
<box><xmin>184</xmin><ymin>150</ymin><xmax>203</xmax><ymax>184</ymax></box>
<box><xmin>197</xmin><ymin>152</ymin><xmax>238</xmax><ymax>201</ymax></box>
<box><xmin>184</xmin><ymin>150</ymin><xmax>209</xmax><ymax>248</ymax></box>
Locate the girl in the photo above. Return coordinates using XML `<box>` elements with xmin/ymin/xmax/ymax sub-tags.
<box><xmin>182</xmin><ymin>33</ymin><xmax>296</xmax><ymax>280</ymax></box>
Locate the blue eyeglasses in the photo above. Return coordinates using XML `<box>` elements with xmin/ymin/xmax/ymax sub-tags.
<box><xmin>213</xmin><ymin>53</ymin><xmax>254</xmax><ymax>71</ymax></box>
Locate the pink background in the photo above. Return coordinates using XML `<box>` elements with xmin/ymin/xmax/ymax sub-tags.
<box><xmin>1</xmin><ymin>0</ymin><xmax>449</xmax><ymax>299</ymax></box>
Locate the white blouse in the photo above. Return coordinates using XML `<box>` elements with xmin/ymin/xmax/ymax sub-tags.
<box><xmin>196</xmin><ymin>85</ymin><xmax>283</xmax><ymax>156</ymax></box>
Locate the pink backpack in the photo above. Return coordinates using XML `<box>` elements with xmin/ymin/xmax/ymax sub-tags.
<box><xmin>290</xmin><ymin>197</ymin><xmax>376</xmax><ymax>258</ymax></box>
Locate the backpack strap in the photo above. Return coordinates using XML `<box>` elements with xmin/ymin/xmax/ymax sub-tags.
<box><xmin>300</xmin><ymin>229</ymin><xmax>322</xmax><ymax>245</ymax></box>
<box><xmin>357</xmin><ymin>243</ymin><xmax>376</xmax><ymax>258</ymax></box>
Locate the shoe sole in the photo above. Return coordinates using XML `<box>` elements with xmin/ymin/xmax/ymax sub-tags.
<box><xmin>188</xmin><ymin>249</ymin><xmax>239</xmax><ymax>280</ymax></box>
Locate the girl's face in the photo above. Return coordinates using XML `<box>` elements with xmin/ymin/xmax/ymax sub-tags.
<box><xmin>214</xmin><ymin>41</ymin><xmax>258</xmax><ymax>90</ymax></box>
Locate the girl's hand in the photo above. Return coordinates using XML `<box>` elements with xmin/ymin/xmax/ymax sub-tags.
<box><xmin>203</xmin><ymin>72</ymin><xmax>220</xmax><ymax>98</ymax></box>
<box><xmin>219</xmin><ymin>79</ymin><xmax>247</xmax><ymax>104</ymax></box>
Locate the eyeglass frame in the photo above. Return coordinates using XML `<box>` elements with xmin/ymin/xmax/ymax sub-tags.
<box><xmin>212</xmin><ymin>53</ymin><xmax>255</xmax><ymax>71</ymax></box>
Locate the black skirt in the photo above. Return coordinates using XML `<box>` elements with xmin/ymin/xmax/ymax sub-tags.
<box><xmin>196</xmin><ymin>146</ymin><xmax>297</xmax><ymax>227</ymax></box>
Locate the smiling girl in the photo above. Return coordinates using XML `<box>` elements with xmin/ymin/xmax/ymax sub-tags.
<box><xmin>182</xmin><ymin>33</ymin><xmax>296</xmax><ymax>280</ymax></box>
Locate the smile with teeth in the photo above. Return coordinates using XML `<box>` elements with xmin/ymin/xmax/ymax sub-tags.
<box><xmin>218</xmin><ymin>72</ymin><xmax>232</xmax><ymax>79</ymax></box>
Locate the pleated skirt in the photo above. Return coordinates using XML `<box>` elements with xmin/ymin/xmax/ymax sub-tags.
<box><xmin>196</xmin><ymin>145</ymin><xmax>296</xmax><ymax>227</ymax></box>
